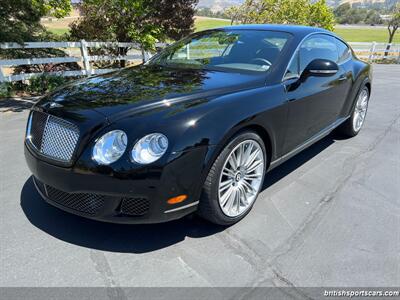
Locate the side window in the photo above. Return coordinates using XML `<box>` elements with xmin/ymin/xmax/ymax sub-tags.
<box><xmin>299</xmin><ymin>35</ymin><xmax>339</xmax><ymax>74</ymax></box>
<box><xmin>283</xmin><ymin>51</ymin><xmax>300</xmax><ymax>80</ymax></box>
<box><xmin>336</xmin><ymin>39</ymin><xmax>351</xmax><ymax>64</ymax></box>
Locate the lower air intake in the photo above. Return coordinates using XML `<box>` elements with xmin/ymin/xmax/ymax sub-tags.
<box><xmin>34</xmin><ymin>178</ymin><xmax>105</xmax><ymax>215</ymax></box>
<box><xmin>120</xmin><ymin>197</ymin><xmax>149</xmax><ymax>216</ymax></box>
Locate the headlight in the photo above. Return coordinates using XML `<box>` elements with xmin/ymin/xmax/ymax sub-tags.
<box><xmin>92</xmin><ymin>130</ymin><xmax>127</xmax><ymax>165</ymax></box>
<box><xmin>131</xmin><ymin>133</ymin><xmax>168</xmax><ymax>164</ymax></box>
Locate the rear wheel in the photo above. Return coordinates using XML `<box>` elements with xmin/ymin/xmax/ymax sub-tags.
<box><xmin>197</xmin><ymin>131</ymin><xmax>267</xmax><ymax>225</ymax></box>
<box><xmin>338</xmin><ymin>86</ymin><xmax>370</xmax><ymax>137</ymax></box>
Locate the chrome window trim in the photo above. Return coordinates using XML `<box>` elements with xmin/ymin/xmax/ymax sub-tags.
<box><xmin>282</xmin><ymin>32</ymin><xmax>319</xmax><ymax>82</ymax></box>
<box><xmin>282</xmin><ymin>32</ymin><xmax>350</xmax><ymax>83</ymax></box>
<box><xmin>334</xmin><ymin>37</ymin><xmax>352</xmax><ymax>65</ymax></box>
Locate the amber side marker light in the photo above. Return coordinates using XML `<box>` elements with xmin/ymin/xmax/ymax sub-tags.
<box><xmin>167</xmin><ymin>195</ymin><xmax>188</xmax><ymax>204</ymax></box>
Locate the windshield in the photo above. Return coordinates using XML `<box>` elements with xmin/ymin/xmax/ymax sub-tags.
<box><xmin>149</xmin><ymin>30</ymin><xmax>292</xmax><ymax>73</ymax></box>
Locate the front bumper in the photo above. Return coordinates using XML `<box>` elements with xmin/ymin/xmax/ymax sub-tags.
<box><xmin>25</xmin><ymin>143</ymin><xmax>213</xmax><ymax>224</ymax></box>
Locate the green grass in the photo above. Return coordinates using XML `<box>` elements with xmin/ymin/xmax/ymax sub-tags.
<box><xmin>194</xmin><ymin>19</ymin><xmax>399</xmax><ymax>43</ymax></box>
<box><xmin>194</xmin><ymin>18</ymin><xmax>231</xmax><ymax>32</ymax></box>
<box><xmin>43</xmin><ymin>18</ymin><xmax>231</xmax><ymax>36</ymax></box>
<box><xmin>43</xmin><ymin>17</ymin><xmax>399</xmax><ymax>44</ymax></box>
<box><xmin>46</xmin><ymin>27</ymin><xmax>70</xmax><ymax>35</ymax></box>
<box><xmin>334</xmin><ymin>28</ymin><xmax>400</xmax><ymax>43</ymax></box>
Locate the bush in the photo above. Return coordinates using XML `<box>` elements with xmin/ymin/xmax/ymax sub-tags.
<box><xmin>0</xmin><ymin>82</ymin><xmax>14</xmax><ymax>98</ymax></box>
<box><xmin>27</xmin><ymin>74</ymin><xmax>68</xmax><ymax>94</ymax></box>
<box><xmin>1</xmin><ymin>75</ymin><xmax>72</xmax><ymax>97</ymax></box>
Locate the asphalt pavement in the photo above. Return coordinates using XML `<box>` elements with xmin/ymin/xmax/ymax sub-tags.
<box><xmin>0</xmin><ymin>65</ymin><xmax>399</xmax><ymax>298</ymax></box>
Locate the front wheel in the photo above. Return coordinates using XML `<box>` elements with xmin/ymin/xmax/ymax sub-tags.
<box><xmin>197</xmin><ymin>131</ymin><xmax>267</xmax><ymax>225</ymax></box>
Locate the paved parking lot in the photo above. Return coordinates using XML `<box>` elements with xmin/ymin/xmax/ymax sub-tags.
<box><xmin>0</xmin><ymin>65</ymin><xmax>399</xmax><ymax>295</ymax></box>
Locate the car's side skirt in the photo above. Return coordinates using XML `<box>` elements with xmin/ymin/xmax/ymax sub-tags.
<box><xmin>268</xmin><ymin>116</ymin><xmax>350</xmax><ymax>171</ymax></box>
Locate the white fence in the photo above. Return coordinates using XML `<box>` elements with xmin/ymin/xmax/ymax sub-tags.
<box><xmin>0</xmin><ymin>41</ymin><xmax>399</xmax><ymax>82</ymax></box>
<box><xmin>0</xmin><ymin>41</ymin><xmax>164</xmax><ymax>82</ymax></box>
<box><xmin>349</xmin><ymin>42</ymin><xmax>400</xmax><ymax>62</ymax></box>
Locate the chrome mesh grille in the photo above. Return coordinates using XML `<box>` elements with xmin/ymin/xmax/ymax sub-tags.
<box><xmin>27</xmin><ymin>111</ymin><xmax>79</xmax><ymax>163</ymax></box>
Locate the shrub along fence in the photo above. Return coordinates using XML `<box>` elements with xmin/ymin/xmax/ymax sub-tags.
<box><xmin>0</xmin><ymin>41</ymin><xmax>399</xmax><ymax>83</ymax></box>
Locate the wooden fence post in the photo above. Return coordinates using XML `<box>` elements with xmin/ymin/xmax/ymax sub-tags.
<box><xmin>0</xmin><ymin>66</ymin><xmax>6</xmax><ymax>82</ymax></box>
<box><xmin>368</xmin><ymin>42</ymin><xmax>376</xmax><ymax>62</ymax></box>
<box><xmin>141</xmin><ymin>48</ymin><xmax>150</xmax><ymax>63</ymax></box>
<box><xmin>80</xmin><ymin>40</ymin><xmax>92</xmax><ymax>76</ymax></box>
<box><xmin>186</xmin><ymin>44</ymin><xmax>190</xmax><ymax>59</ymax></box>
<box><xmin>397</xmin><ymin>44</ymin><xmax>400</xmax><ymax>64</ymax></box>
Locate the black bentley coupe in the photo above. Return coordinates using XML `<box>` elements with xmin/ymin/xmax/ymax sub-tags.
<box><xmin>25</xmin><ymin>25</ymin><xmax>371</xmax><ymax>225</ymax></box>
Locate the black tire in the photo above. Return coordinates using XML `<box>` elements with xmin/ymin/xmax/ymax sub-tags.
<box><xmin>337</xmin><ymin>85</ymin><xmax>370</xmax><ymax>138</ymax></box>
<box><xmin>197</xmin><ymin>131</ymin><xmax>267</xmax><ymax>226</ymax></box>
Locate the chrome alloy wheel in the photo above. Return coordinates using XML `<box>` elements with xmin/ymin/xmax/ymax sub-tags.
<box><xmin>218</xmin><ymin>140</ymin><xmax>265</xmax><ymax>217</ymax></box>
<box><xmin>352</xmin><ymin>88</ymin><xmax>369</xmax><ymax>132</ymax></box>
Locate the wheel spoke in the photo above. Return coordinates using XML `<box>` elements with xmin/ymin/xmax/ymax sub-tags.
<box><xmin>361</xmin><ymin>99</ymin><xmax>368</xmax><ymax>110</ymax></box>
<box><xmin>245</xmin><ymin>148</ymin><xmax>260</xmax><ymax>168</ymax></box>
<box><xmin>219</xmin><ymin>179</ymin><xmax>233</xmax><ymax>193</ymax></box>
<box><xmin>236</xmin><ymin>144</ymin><xmax>244</xmax><ymax>167</ymax></box>
<box><xmin>238</xmin><ymin>185</ymin><xmax>248</xmax><ymax>206</ymax></box>
<box><xmin>228</xmin><ymin>153</ymin><xmax>238</xmax><ymax>170</ymax></box>
<box><xmin>242</xmin><ymin>179</ymin><xmax>256</xmax><ymax>195</ymax></box>
<box><xmin>227</xmin><ymin>189</ymin><xmax>237</xmax><ymax>212</ymax></box>
<box><xmin>222</xmin><ymin>167</ymin><xmax>235</xmax><ymax>178</ymax></box>
<box><xmin>246</xmin><ymin>159</ymin><xmax>262</xmax><ymax>173</ymax></box>
<box><xmin>236</xmin><ymin>188</ymin><xmax>241</xmax><ymax>213</ymax></box>
<box><xmin>220</xmin><ymin>186</ymin><xmax>234</xmax><ymax>207</ymax></box>
<box><xmin>243</xmin><ymin>143</ymin><xmax>253</xmax><ymax>166</ymax></box>
<box><xmin>244</xmin><ymin>173</ymin><xmax>262</xmax><ymax>180</ymax></box>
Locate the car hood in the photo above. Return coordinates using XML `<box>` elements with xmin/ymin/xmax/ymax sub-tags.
<box><xmin>39</xmin><ymin>64</ymin><xmax>266</xmax><ymax>120</ymax></box>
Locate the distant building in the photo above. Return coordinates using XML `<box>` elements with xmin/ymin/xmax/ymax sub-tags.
<box><xmin>339</xmin><ymin>0</ymin><xmax>395</xmax><ymax>8</ymax></box>
<box><xmin>380</xmin><ymin>14</ymin><xmax>393</xmax><ymax>21</ymax></box>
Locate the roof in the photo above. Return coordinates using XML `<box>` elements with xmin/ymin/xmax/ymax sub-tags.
<box><xmin>215</xmin><ymin>24</ymin><xmax>331</xmax><ymax>36</ymax></box>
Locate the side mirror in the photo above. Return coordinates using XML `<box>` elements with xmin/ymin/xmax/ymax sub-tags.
<box><xmin>303</xmin><ymin>59</ymin><xmax>338</xmax><ymax>78</ymax></box>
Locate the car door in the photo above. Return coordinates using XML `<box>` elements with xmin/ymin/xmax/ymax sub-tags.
<box><xmin>334</xmin><ymin>38</ymin><xmax>355</xmax><ymax>118</ymax></box>
<box><xmin>282</xmin><ymin>34</ymin><xmax>350</xmax><ymax>154</ymax></box>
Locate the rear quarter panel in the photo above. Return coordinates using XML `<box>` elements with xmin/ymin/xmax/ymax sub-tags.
<box><xmin>340</xmin><ymin>58</ymin><xmax>372</xmax><ymax>117</ymax></box>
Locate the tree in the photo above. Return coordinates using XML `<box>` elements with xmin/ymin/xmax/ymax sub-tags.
<box><xmin>228</xmin><ymin>0</ymin><xmax>335</xmax><ymax>31</ymax></box>
<box><xmin>364</xmin><ymin>10</ymin><xmax>382</xmax><ymax>25</ymax></box>
<box><xmin>70</xmin><ymin>0</ymin><xmax>197</xmax><ymax>49</ymax></box>
<box><xmin>0</xmin><ymin>0</ymin><xmax>77</xmax><ymax>81</ymax></box>
<box><xmin>225</xmin><ymin>6</ymin><xmax>241</xmax><ymax>25</ymax></box>
<box><xmin>334</xmin><ymin>3</ymin><xmax>383</xmax><ymax>25</ymax></box>
<box><xmin>309</xmin><ymin>0</ymin><xmax>336</xmax><ymax>30</ymax></box>
<box><xmin>385</xmin><ymin>4</ymin><xmax>400</xmax><ymax>57</ymax></box>
<box><xmin>69</xmin><ymin>0</ymin><xmax>197</xmax><ymax>67</ymax></box>
<box><xmin>0</xmin><ymin>0</ymin><xmax>71</xmax><ymax>43</ymax></box>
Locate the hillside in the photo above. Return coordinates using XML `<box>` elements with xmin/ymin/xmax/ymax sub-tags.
<box><xmin>197</xmin><ymin>0</ymin><xmax>396</xmax><ymax>10</ymax></box>
<box><xmin>197</xmin><ymin>0</ymin><xmax>244</xmax><ymax>11</ymax></box>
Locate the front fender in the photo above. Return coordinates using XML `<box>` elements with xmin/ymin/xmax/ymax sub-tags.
<box><xmin>173</xmin><ymin>84</ymin><xmax>288</xmax><ymax>162</ymax></box>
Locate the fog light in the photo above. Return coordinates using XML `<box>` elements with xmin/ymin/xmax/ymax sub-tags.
<box><xmin>167</xmin><ymin>195</ymin><xmax>188</xmax><ymax>204</ymax></box>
